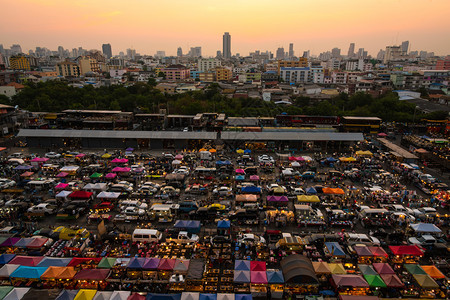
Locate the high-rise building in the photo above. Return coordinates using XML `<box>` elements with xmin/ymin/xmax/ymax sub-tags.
<box><xmin>347</xmin><ymin>43</ymin><xmax>355</xmax><ymax>58</ymax></box>
<box><xmin>9</xmin><ymin>55</ymin><xmax>31</xmax><ymax>70</ymax></box>
<box><xmin>357</xmin><ymin>48</ymin><xmax>366</xmax><ymax>59</ymax></box>
<box><xmin>126</xmin><ymin>48</ymin><xmax>136</xmax><ymax>60</ymax></box>
<box><xmin>58</xmin><ymin>46</ymin><xmax>65</xmax><ymax>58</ymax></box>
<box><xmin>277</xmin><ymin>58</ymin><xmax>308</xmax><ymax>74</ymax></box>
<box><xmin>189</xmin><ymin>47</ymin><xmax>202</xmax><ymax>58</ymax></box>
<box><xmin>331</xmin><ymin>48</ymin><xmax>341</xmax><ymax>58</ymax></box>
<box><xmin>10</xmin><ymin>44</ymin><xmax>22</xmax><ymax>55</ymax></box>
<box><xmin>384</xmin><ymin>46</ymin><xmax>403</xmax><ymax>63</ymax></box>
<box><xmin>0</xmin><ymin>44</ymin><xmax>4</xmax><ymax>55</ymax></box>
<box><xmin>288</xmin><ymin>43</ymin><xmax>294</xmax><ymax>58</ymax></box>
<box><xmin>155</xmin><ymin>51</ymin><xmax>166</xmax><ymax>58</ymax></box>
<box><xmin>57</xmin><ymin>60</ymin><xmax>80</xmax><ymax>77</ymax></box>
<box><xmin>302</xmin><ymin>50</ymin><xmax>310</xmax><ymax>58</ymax></box>
<box><xmin>276</xmin><ymin>47</ymin><xmax>285</xmax><ymax>60</ymax></box>
<box><xmin>198</xmin><ymin>58</ymin><xmax>221</xmax><ymax>72</ymax></box>
<box><xmin>102</xmin><ymin>43</ymin><xmax>112</xmax><ymax>58</ymax></box>
<box><xmin>401</xmin><ymin>41</ymin><xmax>409</xmax><ymax>54</ymax></box>
<box><xmin>223</xmin><ymin>32</ymin><xmax>231</xmax><ymax>59</ymax></box>
<box><xmin>216</xmin><ymin>51</ymin><xmax>222</xmax><ymax>58</ymax></box>
<box><xmin>177</xmin><ymin>47</ymin><xmax>183</xmax><ymax>57</ymax></box>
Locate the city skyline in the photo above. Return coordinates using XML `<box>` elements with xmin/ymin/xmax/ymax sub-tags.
<box><xmin>1</xmin><ymin>0</ymin><xmax>449</xmax><ymax>57</ymax></box>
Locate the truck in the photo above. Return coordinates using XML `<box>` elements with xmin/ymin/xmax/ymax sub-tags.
<box><xmin>166</xmin><ymin>231</ymin><xmax>199</xmax><ymax>244</ymax></box>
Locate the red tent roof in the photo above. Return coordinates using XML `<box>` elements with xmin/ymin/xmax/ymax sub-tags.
<box><xmin>26</xmin><ymin>238</ymin><xmax>48</xmax><ymax>249</ymax></box>
<box><xmin>157</xmin><ymin>258</ymin><xmax>176</xmax><ymax>270</ymax></box>
<box><xmin>332</xmin><ymin>274</ymin><xmax>369</xmax><ymax>288</ymax></box>
<box><xmin>368</xmin><ymin>246</ymin><xmax>388</xmax><ymax>257</ymax></box>
<box><xmin>250</xmin><ymin>261</ymin><xmax>266</xmax><ymax>271</ymax></box>
<box><xmin>73</xmin><ymin>268</ymin><xmax>109</xmax><ymax>280</ymax></box>
<box><xmin>389</xmin><ymin>245</ymin><xmax>423</xmax><ymax>256</ymax></box>
<box><xmin>68</xmin><ymin>191</ymin><xmax>93</xmax><ymax>199</ymax></box>
<box><xmin>372</xmin><ymin>263</ymin><xmax>395</xmax><ymax>275</ymax></box>
<box><xmin>127</xmin><ymin>293</ymin><xmax>146</xmax><ymax>300</ymax></box>
<box><xmin>9</xmin><ymin>256</ymin><xmax>43</xmax><ymax>267</ymax></box>
<box><xmin>67</xmin><ymin>257</ymin><xmax>102</xmax><ymax>267</ymax></box>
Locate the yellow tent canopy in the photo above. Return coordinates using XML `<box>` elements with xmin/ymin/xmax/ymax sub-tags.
<box><xmin>236</xmin><ymin>149</ymin><xmax>244</xmax><ymax>154</ymax></box>
<box><xmin>355</xmin><ymin>150</ymin><xmax>373</xmax><ymax>156</ymax></box>
<box><xmin>329</xmin><ymin>263</ymin><xmax>347</xmax><ymax>274</ymax></box>
<box><xmin>74</xmin><ymin>289</ymin><xmax>97</xmax><ymax>300</ymax></box>
<box><xmin>101</xmin><ymin>153</ymin><xmax>112</xmax><ymax>159</ymax></box>
<box><xmin>339</xmin><ymin>157</ymin><xmax>357</xmax><ymax>162</ymax></box>
<box><xmin>297</xmin><ymin>195</ymin><xmax>320</xmax><ymax>203</ymax></box>
<box><xmin>312</xmin><ymin>261</ymin><xmax>331</xmax><ymax>274</ymax></box>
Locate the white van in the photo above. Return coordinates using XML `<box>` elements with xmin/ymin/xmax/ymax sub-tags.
<box><xmin>132</xmin><ymin>229</ymin><xmax>163</xmax><ymax>243</ymax></box>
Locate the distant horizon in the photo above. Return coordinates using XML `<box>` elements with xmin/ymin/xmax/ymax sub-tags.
<box><xmin>1</xmin><ymin>0</ymin><xmax>449</xmax><ymax>57</ymax></box>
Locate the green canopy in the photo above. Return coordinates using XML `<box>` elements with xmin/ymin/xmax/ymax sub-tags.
<box><xmin>97</xmin><ymin>257</ymin><xmax>117</xmax><ymax>269</ymax></box>
<box><xmin>364</xmin><ymin>274</ymin><xmax>387</xmax><ymax>288</ymax></box>
<box><xmin>405</xmin><ymin>264</ymin><xmax>426</xmax><ymax>275</ymax></box>
<box><xmin>0</xmin><ymin>286</ymin><xmax>13</xmax><ymax>299</ymax></box>
<box><xmin>90</xmin><ymin>172</ymin><xmax>103</xmax><ymax>179</ymax></box>
<box><xmin>358</xmin><ymin>264</ymin><xmax>378</xmax><ymax>276</ymax></box>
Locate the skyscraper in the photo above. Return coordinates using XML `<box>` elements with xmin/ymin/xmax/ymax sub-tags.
<box><xmin>223</xmin><ymin>32</ymin><xmax>231</xmax><ymax>59</ymax></box>
<box><xmin>331</xmin><ymin>47</ymin><xmax>341</xmax><ymax>58</ymax></box>
<box><xmin>289</xmin><ymin>43</ymin><xmax>294</xmax><ymax>58</ymax></box>
<box><xmin>276</xmin><ymin>47</ymin><xmax>285</xmax><ymax>60</ymax></box>
<box><xmin>177</xmin><ymin>47</ymin><xmax>183</xmax><ymax>57</ymax></box>
<box><xmin>10</xmin><ymin>44</ymin><xmax>22</xmax><ymax>55</ymax></box>
<box><xmin>102</xmin><ymin>43</ymin><xmax>112</xmax><ymax>58</ymax></box>
<box><xmin>401</xmin><ymin>41</ymin><xmax>409</xmax><ymax>54</ymax></box>
<box><xmin>347</xmin><ymin>43</ymin><xmax>355</xmax><ymax>58</ymax></box>
<box><xmin>58</xmin><ymin>46</ymin><xmax>65</xmax><ymax>58</ymax></box>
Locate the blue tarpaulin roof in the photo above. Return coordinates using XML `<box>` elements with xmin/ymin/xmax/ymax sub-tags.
<box><xmin>410</xmin><ymin>223</ymin><xmax>442</xmax><ymax>233</ymax></box>
<box><xmin>199</xmin><ymin>294</ymin><xmax>217</xmax><ymax>300</ymax></box>
<box><xmin>174</xmin><ymin>220</ymin><xmax>201</xmax><ymax>229</ymax></box>
<box><xmin>37</xmin><ymin>257</ymin><xmax>72</xmax><ymax>267</ymax></box>
<box><xmin>267</xmin><ymin>270</ymin><xmax>284</xmax><ymax>283</ymax></box>
<box><xmin>234</xmin><ymin>260</ymin><xmax>250</xmax><ymax>271</ymax></box>
<box><xmin>305</xmin><ymin>187</ymin><xmax>317</xmax><ymax>194</ymax></box>
<box><xmin>13</xmin><ymin>238</ymin><xmax>34</xmax><ymax>248</ymax></box>
<box><xmin>325</xmin><ymin>242</ymin><xmax>346</xmax><ymax>257</ymax></box>
<box><xmin>234</xmin><ymin>295</ymin><xmax>252</xmax><ymax>300</ymax></box>
<box><xmin>241</xmin><ymin>186</ymin><xmax>261</xmax><ymax>193</ymax></box>
<box><xmin>55</xmin><ymin>289</ymin><xmax>78</xmax><ymax>300</ymax></box>
<box><xmin>10</xmin><ymin>266</ymin><xmax>47</xmax><ymax>279</ymax></box>
<box><xmin>217</xmin><ymin>220</ymin><xmax>230</xmax><ymax>229</ymax></box>
<box><xmin>127</xmin><ymin>257</ymin><xmax>146</xmax><ymax>269</ymax></box>
<box><xmin>234</xmin><ymin>270</ymin><xmax>251</xmax><ymax>283</ymax></box>
<box><xmin>0</xmin><ymin>254</ymin><xmax>15</xmax><ymax>265</ymax></box>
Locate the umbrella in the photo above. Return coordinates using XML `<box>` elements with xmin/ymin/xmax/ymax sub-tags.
<box><xmin>244</xmin><ymin>149</ymin><xmax>251</xmax><ymax>154</ymax></box>
<box><xmin>90</xmin><ymin>172</ymin><xmax>103</xmax><ymax>179</ymax></box>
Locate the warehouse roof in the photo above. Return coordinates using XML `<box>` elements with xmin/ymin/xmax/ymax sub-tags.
<box><xmin>221</xmin><ymin>131</ymin><xmax>364</xmax><ymax>141</ymax></box>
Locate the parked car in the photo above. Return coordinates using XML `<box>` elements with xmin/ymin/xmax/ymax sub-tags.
<box><xmin>45</xmin><ymin>152</ymin><xmax>61</xmax><ymax>159</ymax></box>
<box><xmin>27</xmin><ymin>203</ymin><xmax>57</xmax><ymax>215</ymax></box>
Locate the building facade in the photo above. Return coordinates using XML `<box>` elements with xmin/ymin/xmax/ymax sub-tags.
<box><xmin>198</xmin><ymin>59</ymin><xmax>221</xmax><ymax>72</ymax></box>
<box><xmin>162</xmin><ymin>65</ymin><xmax>190</xmax><ymax>81</ymax></box>
<box><xmin>57</xmin><ymin>61</ymin><xmax>81</xmax><ymax>77</ymax></box>
<box><xmin>9</xmin><ymin>55</ymin><xmax>31</xmax><ymax>70</ymax></box>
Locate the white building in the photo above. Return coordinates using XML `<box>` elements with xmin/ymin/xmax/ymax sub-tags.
<box><xmin>280</xmin><ymin>67</ymin><xmax>311</xmax><ymax>84</ymax></box>
<box><xmin>0</xmin><ymin>86</ymin><xmax>16</xmax><ymax>98</ymax></box>
<box><xmin>198</xmin><ymin>59</ymin><xmax>221</xmax><ymax>72</ymax></box>
<box><xmin>310</xmin><ymin>66</ymin><xmax>324</xmax><ymax>84</ymax></box>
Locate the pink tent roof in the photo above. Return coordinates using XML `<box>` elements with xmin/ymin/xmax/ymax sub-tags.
<box><xmin>157</xmin><ymin>258</ymin><xmax>176</xmax><ymax>270</ymax></box>
<box><xmin>267</xmin><ymin>196</ymin><xmax>289</xmax><ymax>202</ymax></box>
<box><xmin>250</xmin><ymin>261</ymin><xmax>266</xmax><ymax>271</ymax></box>
<box><xmin>112</xmin><ymin>167</ymin><xmax>131</xmax><ymax>172</ymax></box>
<box><xmin>235</xmin><ymin>169</ymin><xmax>245</xmax><ymax>174</ymax></box>
<box><xmin>111</xmin><ymin>158</ymin><xmax>129</xmax><ymax>163</ymax></box>
<box><xmin>372</xmin><ymin>263</ymin><xmax>395</xmax><ymax>274</ymax></box>
<box><xmin>174</xmin><ymin>154</ymin><xmax>183</xmax><ymax>160</ymax></box>
<box><xmin>332</xmin><ymin>274</ymin><xmax>369</xmax><ymax>288</ymax></box>
<box><xmin>249</xmin><ymin>175</ymin><xmax>260</xmax><ymax>181</ymax></box>
<box><xmin>295</xmin><ymin>156</ymin><xmax>305</xmax><ymax>161</ymax></box>
<box><xmin>31</xmin><ymin>157</ymin><xmax>49</xmax><ymax>162</ymax></box>
<box><xmin>105</xmin><ymin>173</ymin><xmax>117</xmax><ymax>178</ymax></box>
<box><xmin>9</xmin><ymin>256</ymin><xmax>43</xmax><ymax>267</ymax></box>
<box><xmin>368</xmin><ymin>246</ymin><xmax>388</xmax><ymax>257</ymax></box>
<box><xmin>26</xmin><ymin>238</ymin><xmax>48</xmax><ymax>249</ymax></box>
<box><xmin>56</xmin><ymin>172</ymin><xmax>69</xmax><ymax>178</ymax></box>
<box><xmin>55</xmin><ymin>183</ymin><xmax>69</xmax><ymax>189</ymax></box>
<box><xmin>251</xmin><ymin>271</ymin><xmax>268</xmax><ymax>284</ymax></box>
<box><xmin>75</xmin><ymin>153</ymin><xmax>86</xmax><ymax>158</ymax></box>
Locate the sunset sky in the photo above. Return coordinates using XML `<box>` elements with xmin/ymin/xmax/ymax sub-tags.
<box><xmin>1</xmin><ymin>0</ymin><xmax>449</xmax><ymax>57</ymax></box>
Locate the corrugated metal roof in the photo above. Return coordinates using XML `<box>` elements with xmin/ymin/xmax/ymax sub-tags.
<box><xmin>18</xmin><ymin>129</ymin><xmax>216</xmax><ymax>140</ymax></box>
<box><xmin>221</xmin><ymin>131</ymin><xmax>364</xmax><ymax>141</ymax></box>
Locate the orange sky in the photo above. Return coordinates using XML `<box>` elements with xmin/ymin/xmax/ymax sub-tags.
<box><xmin>1</xmin><ymin>0</ymin><xmax>449</xmax><ymax>56</ymax></box>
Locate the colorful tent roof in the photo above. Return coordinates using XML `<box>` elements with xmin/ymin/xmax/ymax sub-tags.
<box><xmin>40</xmin><ymin>266</ymin><xmax>65</xmax><ymax>279</ymax></box>
<box><xmin>142</xmin><ymin>258</ymin><xmax>160</xmax><ymax>270</ymax></box>
<box><xmin>389</xmin><ymin>245</ymin><xmax>423</xmax><ymax>256</ymax></box>
<box><xmin>413</xmin><ymin>274</ymin><xmax>439</xmax><ymax>289</ymax></box>
<box><xmin>181</xmin><ymin>293</ymin><xmax>199</xmax><ymax>300</ymax></box>
<box><xmin>328</xmin><ymin>263</ymin><xmax>346</xmax><ymax>274</ymax></box>
<box><xmin>98</xmin><ymin>257</ymin><xmax>117</xmax><ymax>269</ymax></box>
<box><xmin>217</xmin><ymin>220</ymin><xmax>230</xmax><ymax>229</ymax></box>
<box><xmin>26</xmin><ymin>238</ymin><xmax>49</xmax><ymax>249</ymax></box>
<box><xmin>145</xmin><ymin>294</ymin><xmax>181</xmax><ymax>300</ymax></box>
<box><xmin>312</xmin><ymin>261</ymin><xmax>331</xmax><ymax>274</ymax></box>
<box><xmin>297</xmin><ymin>195</ymin><xmax>320</xmax><ymax>203</ymax></box>
<box><xmin>3</xmin><ymin>288</ymin><xmax>30</xmax><ymax>300</ymax></box>
<box><xmin>410</xmin><ymin>223</ymin><xmax>442</xmax><ymax>233</ymax></box>
<box><xmin>332</xmin><ymin>274</ymin><xmax>369</xmax><ymax>288</ymax></box>
<box><xmin>56</xmin><ymin>267</ymin><xmax>78</xmax><ymax>280</ymax></box>
<box><xmin>325</xmin><ymin>242</ymin><xmax>346</xmax><ymax>257</ymax></box>
<box><xmin>250</xmin><ymin>270</ymin><xmax>267</xmax><ymax>284</ymax></box>
<box><xmin>10</xmin><ymin>266</ymin><xmax>47</xmax><ymax>279</ymax></box>
<box><xmin>0</xmin><ymin>264</ymin><xmax>19</xmax><ymax>278</ymax></box>
<box><xmin>37</xmin><ymin>257</ymin><xmax>71</xmax><ymax>267</ymax></box>
<box><xmin>110</xmin><ymin>291</ymin><xmax>131</xmax><ymax>300</ymax></box>
<box><xmin>266</xmin><ymin>196</ymin><xmax>288</xmax><ymax>202</ymax></box>
<box><xmin>367</xmin><ymin>246</ymin><xmax>388</xmax><ymax>257</ymax></box>
<box><xmin>379</xmin><ymin>274</ymin><xmax>404</xmax><ymax>288</ymax></box>
<box><xmin>73</xmin><ymin>269</ymin><xmax>110</xmax><ymax>281</ymax></box>
<box><xmin>358</xmin><ymin>264</ymin><xmax>378</xmax><ymax>276</ymax></box>
<box><xmin>127</xmin><ymin>293</ymin><xmax>146</xmax><ymax>300</ymax></box>
<box><xmin>266</xmin><ymin>270</ymin><xmax>284</xmax><ymax>283</ymax></box>
<box><xmin>90</xmin><ymin>172</ymin><xmax>103</xmax><ymax>179</ymax></box>
<box><xmin>0</xmin><ymin>254</ymin><xmax>15</xmax><ymax>264</ymax></box>
<box><xmin>157</xmin><ymin>258</ymin><xmax>176</xmax><ymax>271</ymax></box>
<box><xmin>234</xmin><ymin>260</ymin><xmax>250</xmax><ymax>271</ymax></box>
<box><xmin>68</xmin><ymin>191</ymin><xmax>93</xmax><ymax>199</ymax></box>
<box><xmin>250</xmin><ymin>261</ymin><xmax>266</xmax><ymax>271</ymax></box>
<box><xmin>322</xmin><ymin>187</ymin><xmax>345</xmax><ymax>195</ymax></box>
<box><xmin>0</xmin><ymin>286</ymin><xmax>13</xmax><ymax>300</ymax></box>
<box><xmin>198</xmin><ymin>294</ymin><xmax>216</xmax><ymax>300</ymax></box>
<box><xmin>354</xmin><ymin>246</ymin><xmax>374</xmax><ymax>257</ymax></box>
<box><xmin>234</xmin><ymin>270</ymin><xmax>251</xmax><ymax>283</ymax></box>
<box><xmin>13</xmin><ymin>238</ymin><xmax>34</xmax><ymax>248</ymax></box>
<box><xmin>173</xmin><ymin>259</ymin><xmax>190</xmax><ymax>272</ymax></box>
<box><xmin>372</xmin><ymin>263</ymin><xmax>395</xmax><ymax>275</ymax></box>
<box><xmin>364</xmin><ymin>274</ymin><xmax>386</xmax><ymax>288</ymax></box>
<box><xmin>127</xmin><ymin>257</ymin><xmax>146</xmax><ymax>269</ymax></box>
<box><xmin>67</xmin><ymin>257</ymin><xmax>102</xmax><ymax>267</ymax></box>
<box><xmin>421</xmin><ymin>265</ymin><xmax>446</xmax><ymax>279</ymax></box>
<box><xmin>74</xmin><ymin>289</ymin><xmax>97</xmax><ymax>300</ymax></box>
<box><xmin>405</xmin><ymin>264</ymin><xmax>427</xmax><ymax>275</ymax></box>
<box><xmin>56</xmin><ymin>289</ymin><xmax>78</xmax><ymax>300</ymax></box>
<box><xmin>9</xmin><ymin>256</ymin><xmax>43</xmax><ymax>267</ymax></box>
<box><xmin>0</xmin><ymin>237</ymin><xmax>20</xmax><ymax>247</ymax></box>
<box><xmin>93</xmin><ymin>291</ymin><xmax>113</xmax><ymax>300</ymax></box>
